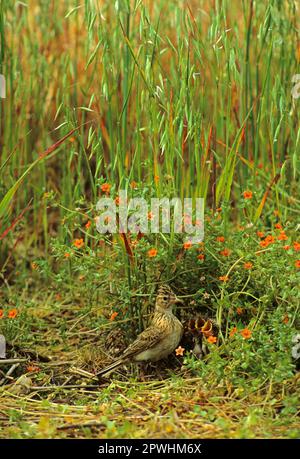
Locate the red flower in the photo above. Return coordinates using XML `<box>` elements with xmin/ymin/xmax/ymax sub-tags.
<box><xmin>26</xmin><ymin>365</ymin><xmax>40</xmax><ymax>373</ymax></box>
<box><xmin>197</xmin><ymin>254</ymin><xmax>205</xmax><ymax>261</ymax></box>
<box><xmin>183</xmin><ymin>241</ymin><xmax>192</xmax><ymax>250</ymax></box>
<box><xmin>148</xmin><ymin>248</ymin><xmax>158</xmax><ymax>258</ymax></box>
<box><xmin>283</xmin><ymin>315</ymin><xmax>289</xmax><ymax>324</ymax></box>
<box><xmin>295</xmin><ymin>260</ymin><xmax>300</xmax><ymax>269</ymax></box>
<box><xmin>259</xmin><ymin>239</ymin><xmax>269</xmax><ymax>248</ymax></box>
<box><xmin>229</xmin><ymin>326</ymin><xmax>238</xmax><ymax>338</ymax></box>
<box><xmin>73</xmin><ymin>239</ymin><xmax>84</xmax><ymax>249</ymax></box>
<box><xmin>101</xmin><ymin>183</ymin><xmax>111</xmax><ymax>193</ymax></box>
<box><xmin>110</xmin><ymin>312</ymin><xmax>118</xmax><ymax>321</ymax></box>
<box><xmin>216</xmin><ymin>236</ymin><xmax>225</xmax><ymax>242</ymax></box>
<box><xmin>207</xmin><ymin>336</ymin><xmax>217</xmax><ymax>344</ymax></box>
<box><xmin>8</xmin><ymin>309</ymin><xmax>18</xmax><ymax>319</ymax></box>
<box><xmin>244</xmin><ymin>262</ymin><xmax>253</xmax><ymax>270</ymax></box>
<box><xmin>219</xmin><ymin>275</ymin><xmax>229</xmax><ymax>282</ymax></box>
<box><xmin>130</xmin><ymin>181</ymin><xmax>138</xmax><ymax>189</ymax></box>
<box><xmin>293</xmin><ymin>242</ymin><xmax>300</xmax><ymax>252</ymax></box>
<box><xmin>243</xmin><ymin>190</ymin><xmax>253</xmax><ymax>199</ymax></box>
<box><xmin>241</xmin><ymin>328</ymin><xmax>252</xmax><ymax>339</ymax></box>
<box><xmin>175</xmin><ymin>346</ymin><xmax>185</xmax><ymax>356</ymax></box>
<box><xmin>278</xmin><ymin>231</ymin><xmax>288</xmax><ymax>241</ymax></box>
<box><xmin>265</xmin><ymin>235</ymin><xmax>275</xmax><ymax>244</ymax></box>
<box><xmin>220</xmin><ymin>248</ymin><xmax>231</xmax><ymax>257</ymax></box>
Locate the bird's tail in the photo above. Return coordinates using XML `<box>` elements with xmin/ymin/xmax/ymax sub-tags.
<box><xmin>95</xmin><ymin>358</ymin><xmax>125</xmax><ymax>378</ymax></box>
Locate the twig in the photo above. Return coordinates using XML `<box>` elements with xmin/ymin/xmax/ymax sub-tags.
<box><xmin>0</xmin><ymin>359</ymin><xmax>27</xmax><ymax>365</ymax></box>
<box><xmin>57</xmin><ymin>420</ymin><xmax>105</xmax><ymax>430</ymax></box>
<box><xmin>69</xmin><ymin>367</ymin><xmax>98</xmax><ymax>381</ymax></box>
<box><xmin>30</xmin><ymin>384</ymin><xmax>100</xmax><ymax>391</ymax></box>
<box><xmin>0</xmin><ymin>363</ymin><xmax>20</xmax><ymax>385</ymax></box>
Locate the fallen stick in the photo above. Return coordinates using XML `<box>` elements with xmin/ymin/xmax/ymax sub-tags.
<box><xmin>69</xmin><ymin>366</ymin><xmax>98</xmax><ymax>380</ymax></box>
<box><xmin>0</xmin><ymin>359</ymin><xmax>28</xmax><ymax>365</ymax></box>
<box><xmin>0</xmin><ymin>363</ymin><xmax>20</xmax><ymax>385</ymax></box>
<box><xmin>57</xmin><ymin>420</ymin><xmax>105</xmax><ymax>430</ymax></box>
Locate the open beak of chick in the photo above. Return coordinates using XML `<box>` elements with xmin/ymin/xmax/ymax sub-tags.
<box><xmin>174</xmin><ymin>296</ymin><xmax>184</xmax><ymax>305</ymax></box>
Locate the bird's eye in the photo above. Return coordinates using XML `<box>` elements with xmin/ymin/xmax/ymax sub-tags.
<box><xmin>163</xmin><ymin>296</ymin><xmax>168</xmax><ymax>301</ymax></box>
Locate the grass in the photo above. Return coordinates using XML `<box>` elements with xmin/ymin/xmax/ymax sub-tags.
<box><xmin>0</xmin><ymin>0</ymin><xmax>299</xmax><ymax>439</ymax></box>
<box><xmin>0</xmin><ymin>289</ymin><xmax>299</xmax><ymax>439</ymax></box>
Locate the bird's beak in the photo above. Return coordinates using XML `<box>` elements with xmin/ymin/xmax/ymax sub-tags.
<box><xmin>174</xmin><ymin>296</ymin><xmax>183</xmax><ymax>305</ymax></box>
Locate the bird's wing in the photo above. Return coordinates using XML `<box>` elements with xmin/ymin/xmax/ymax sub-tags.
<box><xmin>122</xmin><ymin>326</ymin><xmax>164</xmax><ymax>360</ymax></box>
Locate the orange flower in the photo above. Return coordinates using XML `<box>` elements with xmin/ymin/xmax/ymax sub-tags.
<box><xmin>8</xmin><ymin>309</ymin><xmax>18</xmax><ymax>319</ymax></box>
<box><xmin>278</xmin><ymin>231</ymin><xmax>288</xmax><ymax>241</ymax></box>
<box><xmin>219</xmin><ymin>275</ymin><xmax>229</xmax><ymax>282</ymax></box>
<box><xmin>243</xmin><ymin>190</ymin><xmax>253</xmax><ymax>199</ymax></box>
<box><xmin>295</xmin><ymin>260</ymin><xmax>300</xmax><ymax>269</ymax></box>
<box><xmin>101</xmin><ymin>183</ymin><xmax>111</xmax><ymax>193</ymax></box>
<box><xmin>147</xmin><ymin>212</ymin><xmax>154</xmax><ymax>221</ymax></box>
<box><xmin>216</xmin><ymin>236</ymin><xmax>225</xmax><ymax>242</ymax></box>
<box><xmin>293</xmin><ymin>242</ymin><xmax>300</xmax><ymax>252</ymax></box>
<box><xmin>259</xmin><ymin>239</ymin><xmax>269</xmax><ymax>248</ymax></box>
<box><xmin>0</xmin><ymin>309</ymin><xmax>3</xmax><ymax>319</ymax></box>
<box><xmin>216</xmin><ymin>207</ymin><xmax>222</xmax><ymax>213</ymax></box>
<box><xmin>229</xmin><ymin>326</ymin><xmax>238</xmax><ymax>338</ymax></box>
<box><xmin>265</xmin><ymin>235</ymin><xmax>275</xmax><ymax>244</ymax></box>
<box><xmin>197</xmin><ymin>254</ymin><xmax>205</xmax><ymax>261</ymax></box>
<box><xmin>154</xmin><ymin>175</ymin><xmax>160</xmax><ymax>184</ymax></box>
<box><xmin>73</xmin><ymin>238</ymin><xmax>84</xmax><ymax>249</ymax></box>
<box><xmin>130</xmin><ymin>181</ymin><xmax>138</xmax><ymax>189</ymax></box>
<box><xmin>241</xmin><ymin>328</ymin><xmax>252</xmax><ymax>339</ymax></box>
<box><xmin>26</xmin><ymin>365</ymin><xmax>40</xmax><ymax>373</ymax></box>
<box><xmin>207</xmin><ymin>336</ymin><xmax>217</xmax><ymax>344</ymax></box>
<box><xmin>78</xmin><ymin>275</ymin><xmax>85</xmax><ymax>281</ymax></box>
<box><xmin>183</xmin><ymin>241</ymin><xmax>192</xmax><ymax>250</ymax></box>
<box><xmin>220</xmin><ymin>248</ymin><xmax>231</xmax><ymax>257</ymax></box>
<box><xmin>275</xmin><ymin>223</ymin><xmax>282</xmax><ymax>230</ymax></box>
<box><xmin>64</xmin><ymin>252</ymin><xmax>71</xmax><ymax>258</ymax></box>
<box><xmin>115</xmin><ymin>196</ymin><xmax>120</xmax><ymax>206</ymax></box>
<box><xmin>148</xmin><ymin>248</ymin><xmax>158</xmax><ymax>258</ymax></box>
<box><xmin>283</xmin><ymin>315</ymin><xmax>289</xmax><ymax>324</ymax></box>
<box><xmin>237</xmin><ymin>307</ymin><xmax>244</xmax><ymax>315</ymax></box>
<box><xmin>109</xmin><ymin>311</ymin><xmax>118</xmax><ymax>321</ymax></box>
<box><xmin>85</xmin><ymin>220</ymin><xmax>91</xmax><ymax>229</ymax></box>
<box><xmin>243</xmin><ymin>262</ymin><xmax>253</xmax><ymax>270</ymax></box>
<box><xmin>69</xmin><ymin>137</ymin><xmax>75</xmax><ymax>143</ymax></box>
<box><xmin>257</xmin><ymin>231</ymin><xmax>265</xmax><ymax>238</ymax></box>
<box><xmin>175</xmin><ymin>346</ymin><xmax>185</xmax><ymax>356</ymax></box>
<box><xmin>283</xmin><ymin>245</ymin><xmax>290</xmax><ymax>251</ymax></box>
<box><xmin>31</xmin><ymin>262</ymin><xmax>38</xmax><ymax>270</ymax></box>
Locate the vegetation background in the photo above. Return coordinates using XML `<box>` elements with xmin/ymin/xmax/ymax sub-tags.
<box><xmin>0</xmin><ymin>0</ymin><xmax>299</xmax><ymax>439</ymax></box>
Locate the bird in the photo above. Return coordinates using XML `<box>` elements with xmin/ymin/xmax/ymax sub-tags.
<box><xmin>96</xmin><ymin>284</ymin><xmax>183</xmax><ymax>378</ymax></box>
<box><xmin>182</xmin><ymin>316</ymin><xmax>219</xmax><ymax>359</ymax></box>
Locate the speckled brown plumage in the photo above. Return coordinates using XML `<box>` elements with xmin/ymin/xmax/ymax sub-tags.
<box><xmin>96</xmin><ymin>285</ymin><xmax>183</xmax><ymax>378</ymax></box>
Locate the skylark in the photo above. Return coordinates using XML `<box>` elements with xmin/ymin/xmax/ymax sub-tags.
<box><xmin>96</xmin><ymin>284</ymin><xmax>183</xmax><ymax>378</ymax></box>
